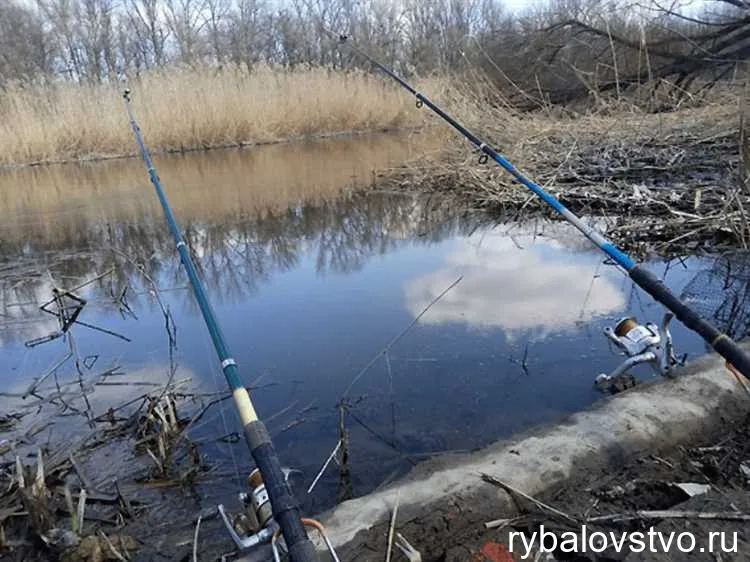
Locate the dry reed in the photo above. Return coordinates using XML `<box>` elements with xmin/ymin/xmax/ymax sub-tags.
<box><xmin>0</xmin><ymin>66</ymin><xmax>436</xmax><ymax>166</ymax></box>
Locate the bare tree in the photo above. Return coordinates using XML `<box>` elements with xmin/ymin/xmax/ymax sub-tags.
<box><xmin>127</xmin><ymin>0</ymin><xmax>168</xmax><ymax>68</ymax></box>
<box><xmin>0</xmin><ymin>1</ymin><xmax>53</xmax><ymax>85</ymax></box>
<box><xmin>165</xmin><ymin>0</ymin><xmax>208</xmax><ymax>65</ymax></box>
<box><xmin>37</xmin><ymin>0</ymin><xmax>84</xmax><ymax>79</ymax></box>
<box><xmin>75</xmin><ymin>0</ymin><xmax>117</xmax><ymax>82</ymax></box>
<box><xmin>227</xmin><ymin>0</ymin><xmax>265</xmax><ymax>69</ymax></box>
<box><xmin>8</xmin><ymin>0</ymin><xmax>750</xmax><ymax>111</ymax></box>
<box><xmin>204</xmin><ymin>0</ymin><xmax>231</xmax><ymax>63</ymax></box>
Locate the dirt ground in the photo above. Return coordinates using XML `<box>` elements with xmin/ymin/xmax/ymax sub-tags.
<box><xmin>339</xmin><ymin>414</ymin><xmax>750</xmax><ymax>562</ymax></box>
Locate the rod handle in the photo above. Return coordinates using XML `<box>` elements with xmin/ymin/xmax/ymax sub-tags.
<box><xmin>630</xmin><ymin>266</ymin><xmax>750</xmax><ymax>378</ymax></box>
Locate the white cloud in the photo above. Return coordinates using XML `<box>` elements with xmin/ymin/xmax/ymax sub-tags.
<box><xmin>405</xmin><ymin>230</ymin><xmax>626</xmax><ymax>333</ymax></box>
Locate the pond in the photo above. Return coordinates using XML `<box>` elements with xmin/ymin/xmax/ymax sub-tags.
<box><xmin>0</xmin><ymin>133</ymin><xmax>721</xmax><ymax>515</ymax></box>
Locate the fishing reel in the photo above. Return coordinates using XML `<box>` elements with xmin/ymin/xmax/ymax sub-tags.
<box><xmin>217</xmin><ymin>469</ymin><xmax>339</xmax><ymax>561</ymax></box>
<box><xmin>595</xmin><ymin>312</ymin><xmax>686</xmax><ymax>392</ymax></box>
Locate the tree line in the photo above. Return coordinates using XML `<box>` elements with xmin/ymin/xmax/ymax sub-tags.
<box><xmin>1</xmin><ymin>0</ymin><xmax>749</xmax><ymax>106</ymax></box>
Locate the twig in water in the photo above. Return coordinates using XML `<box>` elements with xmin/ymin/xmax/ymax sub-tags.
<box><xmin>108</xmin><ymin>248</ymin><xmax>178</xmax><ymax>405</ymax></box>
<box><xmin>64</xmin><ymin>485</ymin><xmax>78</xmax><ymax>534</ymax></box>
<box><xmin>68</xmin><ymin>332</ymin><xmax>95</xmax><ymax>423</ymax></box>
<box><xmin>385</xmin><ymin>351</ymin><xmax>396</xmax><ymax>443</ymax></box>
<box><xmin>146</xmin><ymin>448</ymin><xmax>164</xmax><ymax>475</ymax></box>
<box><xmin>278</xmin><ymin>419</ymin><xmax>305</xmax><ymax>434</ymax></box>
<box><xmin>337</xmin><ymin>405</ymin><xmax>353</xmax><ymax>503</ymax></box>
<box><xmin>65</xmin><ymin>268</ymin><xmax>116</xmax><ymax>294</ymax></box>
<box><xmin>193</xmin><ymin>514</ymin><xmax>202</xmax><ymax>562</ymax></box>
<box><xmin>77</xmin><ymin>489</ymin><xmax>87</xmax><ymax>535</ymax></box>
<box><xmin>32</xmin><ymin>448</ymin><xmax>46</xmax><ymax>498</ymax></box>
<box><xmin>298</xmin><ymin>399</ymin><xmax>318</xmax><ymax>416</ymax></box>
<box><xmin>69</xmin><ymin>454</ymin><xmax>95</xmax><ymax>492</ymax></box>
<box><xmin>307</xmin><ymin>440</ymin><xmax>342</xmax><ymax>494</ymax></box>
<box><xmin>23</xmin><ymin>352</ymin><xmax>72</xmax><ymax>399</ymax></box>
<box><xmin>114</xmin><ymin>479</ymin><xmax>134</xmax><ymax>518</ymax></box>
<box><xmin>265</xmin><ymin>400</ymin><xmax>299</xmax><ymax>425</ymax></box>
<box><xmin>99</xmin><ymin>530</ymin><xmax>127</xmax><ymax>562</ymax></box>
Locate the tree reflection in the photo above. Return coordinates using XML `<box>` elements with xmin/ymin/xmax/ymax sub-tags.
<box><xmin>0</xmin><ymin>192</ymin><xmax>490</xmax><ymax>337</ymax></box>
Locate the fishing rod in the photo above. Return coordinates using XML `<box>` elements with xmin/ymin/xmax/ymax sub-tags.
<box><xmin>122</xmin><ymin>90</ymin><xmax>320</xmax><ymax>562</ymax></box>
<box><xmin>333</xmin><ymin>34</ymin><xmax>750</xmax><ymax>379</ymax></box>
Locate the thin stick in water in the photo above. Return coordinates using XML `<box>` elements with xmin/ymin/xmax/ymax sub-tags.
<box><xmin>307</xmin><ymin>439</ymin><xmax>342</xmax><ymax>494</ymax></box>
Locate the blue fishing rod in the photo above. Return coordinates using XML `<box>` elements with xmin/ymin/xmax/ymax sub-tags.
<box><xmin>334</xmin><ymin>34</ymin><xmax>750</xmax><ymax>378</ymax></box>
<box><xmin>122</xmin><ymin>90</ymin><xmax>319</xmax><ymax>562</ymax></box>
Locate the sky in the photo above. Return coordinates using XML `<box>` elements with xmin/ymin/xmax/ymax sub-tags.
<box><xmin>503</xmin><ymin>0</ymin><xmax>535</xmax><ymax>12</ymax></box>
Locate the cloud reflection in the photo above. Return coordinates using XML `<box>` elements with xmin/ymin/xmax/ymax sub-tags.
<box><xmin>405</xmin><ymin>230</ymin><xmax>626</xmax><ymax>333</ymax></box>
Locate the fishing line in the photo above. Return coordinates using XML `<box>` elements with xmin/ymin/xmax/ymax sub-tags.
<box><xmin>204</xmin><ymin>331</ymin><xmax>243</xmax><ymax>492</ymax></box>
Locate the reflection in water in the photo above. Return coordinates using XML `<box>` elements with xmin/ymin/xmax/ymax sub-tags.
<box><xmin>0</xmin><ymin>192</ymin><xmax>484</xmax><ymax>345</ymax></box>
<box><xmin>0</xmin><ymin>132</ymin><xmax>437</xmax><ymax>247</ymax></box>
<box><xmin>0</xmin><ymin>136</ymin><xmax>714</xmax><ymax>513</ymax></box>
<box><xmin>405</xmin><ymin>229</ymin><xmax>626</xmax><ymax>333</ymax></box>
<box><xmin>0</xmin><ymin>133</ymin><xmax>447</xmax><ymax>344</ymax></box>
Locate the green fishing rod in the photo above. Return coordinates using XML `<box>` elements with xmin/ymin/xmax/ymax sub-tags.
<box><xmin>122</xmin><ymin>90</ymin><xmax>319</xmax><ymax>562</ymax></box>
<box><xmin>334</xmin><ymin>34</ymin><xmax>750</xmax><ymax>379</ymax></box>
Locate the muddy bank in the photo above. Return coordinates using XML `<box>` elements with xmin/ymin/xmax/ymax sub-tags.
<box><xmin>325</xmin><ymin>346</ymin><xmax>750</xmax><ymax>560</ymax></box>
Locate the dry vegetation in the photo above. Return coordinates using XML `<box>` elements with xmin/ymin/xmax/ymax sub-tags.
<box><xmin>385</xmin><ymin>81</ymin><xmax>750</xmax><ymax>257</ymax></box>
<box><xmin>0</xmin><ymin>67</ymin><xmax>435</xmax><ymax>166</ymax></box>
<box><xmin>2</xmin><ymin>0</ymin><xmax>750</xmax><ymax>173</ymax></box>
<box><xmin>2</xmin><ymin>0</ymin><xmax>750</xmax><ymax>254</ymax></box>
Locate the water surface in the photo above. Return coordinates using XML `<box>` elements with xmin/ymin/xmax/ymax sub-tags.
<box><xmin>0</xmin><ymin>134</ymin><xmax>717</xmax><ymax>512</ymax></box>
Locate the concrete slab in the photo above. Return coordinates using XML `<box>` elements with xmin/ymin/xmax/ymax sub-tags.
<box><xmin>322</xmin><ymin>348</ymin><xmax>750</xmax><ymax>549</ymax></box>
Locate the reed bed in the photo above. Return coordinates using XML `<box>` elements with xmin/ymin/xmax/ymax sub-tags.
<box><xmin>0</xmin><ymin>66</ymin><xmax>436</xmax><ymax>166</ymax></box>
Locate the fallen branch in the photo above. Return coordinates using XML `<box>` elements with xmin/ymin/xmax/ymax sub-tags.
<box><xmin>192</xmin><ymin>514</ymin><xmax>202</xmax><ymax>562</ymax></box>
<box><xmin>480</xmin><ymin>473</ymin><xmax>579</xmax><ymax>526</ymax></box>
<box><xmin>385</xmin><ymin>489</ymin><xmax>401</xmax><ymax>562</ymax></box>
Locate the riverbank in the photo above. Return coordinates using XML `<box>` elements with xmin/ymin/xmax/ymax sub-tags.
<box><xmin>325</xmin><ymin>347</ymin><xmax>750</xmax><ymax>560</ymax></box>
<box><xmin>2</xmin><ymin>323</ymin><xmax>749</xmax><ymax>560</ymax></box>
<box><xmin>6</xmin><ymin>69</ymin><xmax>748</xmax><ymax>259</ymax></box>
<box><xmin>381</xmin><ymin>88</ymin><xmax>748</xmax><ymax>258</ymax></box>
<box><xmin>0</xmin><ymin>66</ymin><xmax>437</xmax><ymax>167</ymax></box>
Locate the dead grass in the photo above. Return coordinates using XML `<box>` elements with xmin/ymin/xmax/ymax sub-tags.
<box><xmin>0</xmin><ymin>66</ymin><xmax>438</xmax><ymax>166</ymax></box>
<box><xmin>386</xmin><ymin>84</ymin><xmax>747</xmax><ymax>255</ymax></box>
